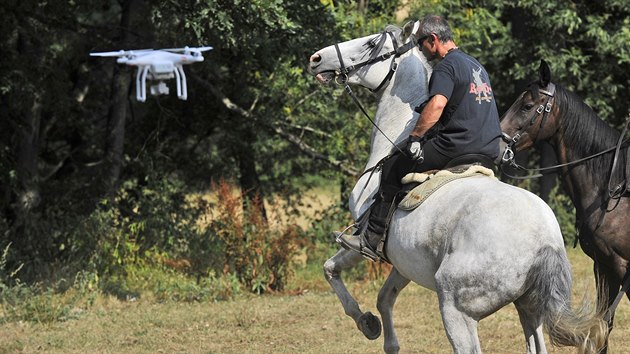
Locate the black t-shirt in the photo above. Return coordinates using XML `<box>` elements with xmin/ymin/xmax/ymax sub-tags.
<box><xmin>427</xmin><ymin>49</ymin><xmax>501</xmax><ymax>159</ymax></box>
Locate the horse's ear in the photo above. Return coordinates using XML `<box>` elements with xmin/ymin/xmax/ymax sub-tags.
<box><xmin>539</xmin><ymin>59</ymin><xmax>551</xmax><ymax>87</ymax></box>
<box><xmin>402</xmin><ymin>21</ymin><xmax>418</xmax><ymax>42</ymax></box>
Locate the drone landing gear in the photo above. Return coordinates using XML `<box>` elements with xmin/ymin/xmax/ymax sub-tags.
<box><xmin>135</xmin><ymin>65</ymin><xmax>188</xmax><ymax>102</ymax></box>
<box><xmin>173</xmin><ymin>65</ymin><xmax>187</xmax><ymax>101</ymax></box>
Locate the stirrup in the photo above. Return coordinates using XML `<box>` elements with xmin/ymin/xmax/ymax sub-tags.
<box><xmin>333</xmin><ymin>223</ymin><xmax>357</xmax><ymax>244</ymax></box>
<box><xmin>334</xmin><ymin>227</ymin><xmax>383</xmax><ymax>262</ymax></box>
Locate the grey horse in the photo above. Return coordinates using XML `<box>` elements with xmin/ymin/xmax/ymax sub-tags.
<box><xmin>308</xmin><ymin>21</ymin><xmax>607</xmax><ymax>354</ymax></box>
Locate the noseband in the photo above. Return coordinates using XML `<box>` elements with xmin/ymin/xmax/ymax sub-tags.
<box><xmin>501</xmin><ymin>83</ymin><xmax>556</xmax><ymax>165</ymax></box>
<box><xmin>333</xmin><ymin>31</ymin><xmax>416</xmax><ymax>92</ymax></box>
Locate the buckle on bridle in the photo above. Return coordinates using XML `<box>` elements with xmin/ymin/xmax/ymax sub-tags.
<box><xmin>502</xmin><ymin>144</ymin><xmax>515</xmax><ymax>164</ymax></box>
<box><xmin>335</xmin><ymin>72</ymin><xmax>348</xmax><ymax>85</ymax></box>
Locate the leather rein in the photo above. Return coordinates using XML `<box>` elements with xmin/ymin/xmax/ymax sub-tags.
<box><xmin>332</xmin><ymin>31</ymin><xmax>417</xmax><ymax>163</ymax></box>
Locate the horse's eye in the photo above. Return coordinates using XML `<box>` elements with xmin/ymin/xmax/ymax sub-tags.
<box><xmin>522</xmin><ymin>103</ymin><xmax>535</xmax><ymax>111</ymax></box>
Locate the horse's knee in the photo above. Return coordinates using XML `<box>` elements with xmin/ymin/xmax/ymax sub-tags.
<box><xmin>376</xmin><ymin>292</ymin><xmax>390</xmax><ymax>314</ymax></box>
<box><xmin>323</xmin><ymin>258</ymin><xmax>338</xmax><ymax>280</ymax></box>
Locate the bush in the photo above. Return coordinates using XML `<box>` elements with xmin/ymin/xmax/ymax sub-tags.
<box><xmin>211</xmin><ymin>180</ymin><xmax>303</xmax><ymax>294</ymax></box>
<box><xmin>0</xmin><ymin>245</ymin><xmax>99</xmax><ymax>324</ymax></box>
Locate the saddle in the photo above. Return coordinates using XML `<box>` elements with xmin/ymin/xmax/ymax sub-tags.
<box><xmin>397</xmin><ymin>155</ymin><xmax>496</xmax><ymax>211</ymax></box>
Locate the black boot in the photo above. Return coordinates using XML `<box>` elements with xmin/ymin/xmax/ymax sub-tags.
<box><xmin>336</xmin><ymin>200</ymin><xmax>390</xmax><ymax>261</ymax></box>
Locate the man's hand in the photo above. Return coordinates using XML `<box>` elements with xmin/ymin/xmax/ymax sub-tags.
<box><xmin>406</xmin><ymin>135</ymin><xmax>424</xmax><ymax>161</ymax></box>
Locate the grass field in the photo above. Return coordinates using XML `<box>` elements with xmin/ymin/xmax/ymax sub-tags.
<box><xmin>1</xmin><ymin>248</ymin><xmax>629</xmax><ymax>353</ymax></box>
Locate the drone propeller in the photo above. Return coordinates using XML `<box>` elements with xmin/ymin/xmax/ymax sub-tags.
<box><xmin>90</xmin><ymin>49</ymin><xmax>154</xmax><ymax>57</ymax></box>
<box><xmin>162</xmin><ymin>46</ymin><xmax>213</xmax><ymax>53</ymax></box>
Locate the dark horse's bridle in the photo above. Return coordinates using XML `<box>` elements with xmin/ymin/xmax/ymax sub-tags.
<box><xmin>500</xmin><ymin>83</ymin><xmax>629</xmax><ymax>185</ymax></box>
<box><xmin>500</xmin><ymin>83</ymin><xmax>556</xmax><ymax>171</ymax></box>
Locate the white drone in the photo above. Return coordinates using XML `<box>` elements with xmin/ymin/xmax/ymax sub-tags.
<box><xmin>90</xmin><ymin>46</ymin><xmax>212</xmax><ymax>102</ymax></box>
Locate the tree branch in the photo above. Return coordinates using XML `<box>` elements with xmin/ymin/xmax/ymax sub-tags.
<box><xmin>192</xmin><ymin>75</ymin><xmax>359</xmax><ymax>177</ymax></box>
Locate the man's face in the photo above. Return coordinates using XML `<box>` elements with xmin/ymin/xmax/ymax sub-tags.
<box><xmin>418</xmin><ymin>33</ymin><xmax>437</xmax><ymax>61</ymax></box>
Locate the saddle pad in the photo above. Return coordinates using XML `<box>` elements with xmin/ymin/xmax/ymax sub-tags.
<box><xmin>398</xmin><ymin>165</ymin><xmax>495</xmax><ymax>211</ymax></box>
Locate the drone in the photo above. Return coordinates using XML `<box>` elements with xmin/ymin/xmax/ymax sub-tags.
<box><xmin>90</xmin><ymin>46</ymin><xmax>212</xmax><ymax>102</ymax></box>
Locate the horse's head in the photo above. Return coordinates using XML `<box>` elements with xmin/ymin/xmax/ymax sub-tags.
<box><xmin>500</xmin><ymin>60</ymin><xmax>560</xmax><ymax>153</ymax></box>
<box><xmin>308</xmin><ymin>21</ymin><xmax>423</xmax><ymax>92</ymax></box>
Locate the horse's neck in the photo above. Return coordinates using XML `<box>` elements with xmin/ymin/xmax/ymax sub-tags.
<box><xmin>552</xmin><ymin>113</ymin><xmax>622</xmax><ymax>216</ymax></box>
<box><xmin>364</xmin><ymin>55</ymin><xmax>429</xmax><ymax>169</ymax></box>
<box><xmin>348</xmin><ymin>51</ymin><xmax>430</xmax><ymax>220</ymax></box>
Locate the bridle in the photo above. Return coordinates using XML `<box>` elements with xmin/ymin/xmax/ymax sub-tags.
<box><xmin>333</xmin><ymin>31</ymin><xmax>416</xmax><ymax>92</ymax></box>
<box><xmin>500</xmin><ymin>84</ymin><xmax>630</xmax><ymax>182</ymax></box>
<box><xmin>330</xmin><ymin>29</ymin><xmax>419</xmax><ymax>202</ymax></box>
<box><xmin>500</xmin><ymin>83</ymin><xmax>556</xmax><ymax>170</ymax></box>
<box><xmin>332</xmin><ymin>30</ymin><xmax>418</xmax><ymax>164</ymax></box>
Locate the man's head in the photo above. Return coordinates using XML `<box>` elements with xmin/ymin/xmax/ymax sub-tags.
<box><xmin>417</xmin><ymin>15</ymin><xmax>454</xmax><ymax>61</ymax></box>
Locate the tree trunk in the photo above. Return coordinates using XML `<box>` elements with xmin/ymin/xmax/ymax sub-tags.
<box><xmin>236</xmin><ymin>131</ymin><xmax>268</xmax><ymax>222</ymax></box>
<box><xmin>104</xmin><ymin>67</ymin><xmax>131</xmax><ymax>194</ymax></box>
<box><xmin>15</xmin><ymin>93</ymin><xmax>42</xmax><ymax>216</ymax></box>
<box><xmin>102</xmin><ymin>0</ymin><xmax>134</xmax><ymax>195</ymax></box>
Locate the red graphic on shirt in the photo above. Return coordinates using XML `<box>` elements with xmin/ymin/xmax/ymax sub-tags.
<box><xmin>469</xmin><ymin>68</ymin><xmax>492</xmax><ymax>104</ymax></box>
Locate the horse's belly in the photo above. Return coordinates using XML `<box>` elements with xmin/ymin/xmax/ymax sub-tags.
<box><xmin>385</xmin><ymin>178</ymin><xmax>564</xmax><ymax>296</ymax></box>
<box><xmin>386</xmin><ymin>212</ymin><xmax>440</xmax><ymax>290</ymax></box>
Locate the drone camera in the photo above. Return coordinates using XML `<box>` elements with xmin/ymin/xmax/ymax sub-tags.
<box><xmin>151</xmin><ymin>81</ymin><xmax>170</xmax><ymax>96</ymax></box>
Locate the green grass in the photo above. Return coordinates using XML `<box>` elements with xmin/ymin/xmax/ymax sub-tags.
<box><xmin>1</xmin><ymin>248</ymin><xmax>629</xmax><ymax>353</ymax></box>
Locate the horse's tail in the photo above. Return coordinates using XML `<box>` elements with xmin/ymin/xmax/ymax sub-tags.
<box><xmin>525</xmin><ymin>246</ymin><xmax>608</xmax><ymax>354</ymax></box>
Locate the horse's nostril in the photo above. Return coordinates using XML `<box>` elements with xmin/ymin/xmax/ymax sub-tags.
<box><xmin>310</xmin><ymin>54</ymin><xmax>321</xmax><ymax>63</ymax></box>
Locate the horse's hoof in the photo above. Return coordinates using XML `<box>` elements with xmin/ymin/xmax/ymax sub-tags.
<box><xmin>358</xmin><ymin>312</ymin><xmax>381</xmax><ymax>340</ymax></box>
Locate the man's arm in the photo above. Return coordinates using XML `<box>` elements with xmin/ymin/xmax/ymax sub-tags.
<box><xmin>410</xmin><ymin>94</ymin><xmax>448</xmax><ymax>138</ymax></box>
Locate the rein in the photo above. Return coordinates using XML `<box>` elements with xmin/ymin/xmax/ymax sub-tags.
<box><xmin>333</xmin><ymin>30</ymin><xmax>417</xmax><ymax>159</ymax></box>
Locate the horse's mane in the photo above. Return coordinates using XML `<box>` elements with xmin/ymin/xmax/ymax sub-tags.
<box><xmin>530</xmin><ymin>83</ymin><xmax>625</xmax><ymax>185</ymax></box>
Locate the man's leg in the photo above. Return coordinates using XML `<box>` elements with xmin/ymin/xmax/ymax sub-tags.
<box><xmin>337</xmin><ymin>142</ymin><xmax>450</xmax><ymax>260</ymax></box>
<box><xmin>337</xmin><ymin>154</ymin><xmax>406</xmax><ymax>261</ymax></box>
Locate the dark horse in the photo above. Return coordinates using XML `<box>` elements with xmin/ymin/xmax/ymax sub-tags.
<box><xmin>500</xmin><ymin>60</ymin><xmax>629</xmax><ymax>352</ymax></box>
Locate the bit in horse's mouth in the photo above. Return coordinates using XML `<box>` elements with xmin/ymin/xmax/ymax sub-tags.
<box><xmin>315</xmin><ymin>71</ymin><xmax>336</xmax><ymax>85</ymax></box>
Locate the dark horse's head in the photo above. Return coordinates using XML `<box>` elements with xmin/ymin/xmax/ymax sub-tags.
<box><xmin>501</xmin><ymin>59</ymin><xmax>625</xmax><ymax>189</ymax></box>
<box><xmin>500</xmin><ymin>60</ymin><xmax>560</xmax><ymax>153</ymax></box>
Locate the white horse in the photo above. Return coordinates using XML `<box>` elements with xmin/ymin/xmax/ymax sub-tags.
<box><xmin>308</xmin><ymin>21</ymin><xmax>607</xmax><ymax>354</ymax></box>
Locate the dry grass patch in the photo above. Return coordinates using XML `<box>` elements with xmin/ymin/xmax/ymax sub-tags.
<box><xmin>1</xmin><ymin>248</ymin><xmax>629</xmax><ymax>353</ymax></box>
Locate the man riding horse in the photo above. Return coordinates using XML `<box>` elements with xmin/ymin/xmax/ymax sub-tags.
<box><xmin>337</xmin><ymin>15</ymin><xmax>503</xmax><ymax>261</ymax></box>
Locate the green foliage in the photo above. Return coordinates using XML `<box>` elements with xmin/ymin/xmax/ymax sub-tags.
<box><xmin>68</xmin><ymin>172</ymin><xmax>225</xmax><ymax>297</ymax></box>
<box><xmin>0</xmin><ymin>245</ymin><xmax>99</xmax><ymax>324</ymax></box>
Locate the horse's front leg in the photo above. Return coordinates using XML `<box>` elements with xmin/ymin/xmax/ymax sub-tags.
<box><xmin>595</xmin><ymin>262</ymin><xmax>621</xmax><ymax>354</ymax></box>
<box><xmin>377</xmin><ymin>267</ymin><xmax>410</xmax><ymax>354</ymax></box>
<box><xmin>324</xmin><ymin>248</ymin><xmax>382</xmax><ymax>340</ymax></box>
